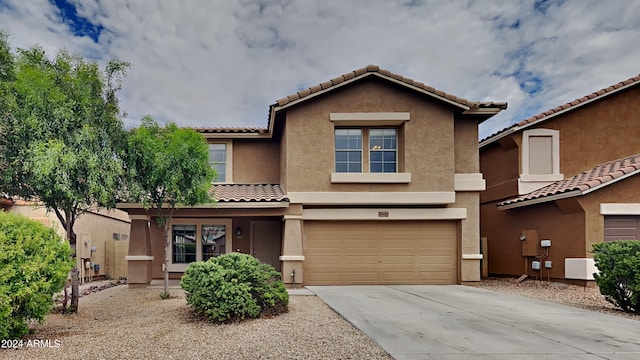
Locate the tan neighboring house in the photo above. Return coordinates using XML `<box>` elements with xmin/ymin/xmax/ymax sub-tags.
<box><xmin>118</xmin><ymin>65</ymin><xmax>506</xmax><ymax>287</ymax></box>
<box><xmin>479</xmin><ymin>74</ymin><xmax>640</xmax><ymax>284</ymax></box>
<box><xmin>1</xmin><ymin>199</ymin><xmax>131</xmax><ymax>281</ymax></box>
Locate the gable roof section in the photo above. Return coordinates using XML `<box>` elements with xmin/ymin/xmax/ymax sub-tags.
<box><xmin>498</xmin><ymin>153</ymin><xmax>640</xmax><ymax>210</ymax></box>
<box><xmin>210</xmin><ymin>184</ymin><xmax>288</xmax><ymax>203</ymax></box>
<box><xmin>269</xmin><ymin>65</ymin><xmax>507</xmax><ymax>133</ymax></box>
<box><xmin>481</xmin><ymin>74</ymin><xmax>640</xmax><ymax>147</ymax></box>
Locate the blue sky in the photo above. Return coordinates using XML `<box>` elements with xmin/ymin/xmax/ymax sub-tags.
<box><xmin>1</xmin><ymin>0</ymin><xmax>638</xmax><ymax>138</ymax></box>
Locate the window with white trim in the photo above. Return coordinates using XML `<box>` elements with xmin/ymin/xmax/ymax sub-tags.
<box><xmin>335</xmin><ymin>129</ymin><xmax>362</xmax><ymax>172</ymax></box>
<box><xmin>335</xmin><ymin>128</ymin><xmax>397</xmax><ymax>173</ymax></box>
<box><xmin>209</xmin><ymin>143</ymin><xmax>227</xmax><ymax>182</ymax></box>
<box><xmin>208</xmin><ymin>140</ymin><xmax>233</xmax><ymax>183</ymax></box>
<box><xmin>369</xmin><ymin>129</ymin><xmax>397</xmax><ymax>173</ymax></box>
<box><xmin>518</xmin><ymin>128</ymin><xmax>563</xmax><ymax>194</ymax></box>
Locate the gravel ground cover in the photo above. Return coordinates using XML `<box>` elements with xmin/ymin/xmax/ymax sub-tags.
<box><xmin>475</xmin><ymin>277</ymin><xmax>640</xmax><ymax>321</ymax></box>
<box><xmin>2</xmin><ymin>286</ymin><xmax>391</xmax><ymax>360</ymax></box>
<box><xmin>4</xmin><ymin>278</ymin><xmax>639</xmax><ymax>359</ymax></box>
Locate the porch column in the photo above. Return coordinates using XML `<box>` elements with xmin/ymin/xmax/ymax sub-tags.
<box><xmin>459</xmin><ymin>193</ymin><xmax>482</xmax><ymax>282</ymax></box>
<box><xmin>279</xmin><ymin>215</ymin><xmax>304</xmax><ymax>287</ymax></box>
<box><xmin>125</xmin><ymin>215</ymin><xmax>154</xmax><ymax>288</ymax></box>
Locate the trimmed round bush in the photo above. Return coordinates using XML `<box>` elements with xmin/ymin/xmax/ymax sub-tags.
<box><xmin>592</xmin><ymin>240</ymin><xmax>640</xmax><ymax>314</ymax></box>
<box><xmin>181</xmin><ymin>253</ymin><xmax>289</xmax><ymax>322</ymax></box>
<box><xmin>0</xmin><ymin>211</ymin><xmax>74</xmax><ymax>339</ymax></box>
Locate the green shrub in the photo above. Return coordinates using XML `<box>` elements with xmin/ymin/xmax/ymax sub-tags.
<box><xmin>181</xmin><ymin>253</ymin><xmax>289</xmax><ymax>322</ymax></box>
<box><xmin>592</xmin><ymin>240</ymin><xmax>640</xmax><ymax>314</ymax></box>
<box><xmin>0</xmin><ymin>211</ymin><xmax>74</xmax><ymax>339</ymax></box>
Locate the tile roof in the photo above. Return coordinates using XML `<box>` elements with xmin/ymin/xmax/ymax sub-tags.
<box><xmin>210</xmin><ymin>184</ymin><xmax>288</xmax><ymax>202</ymax></box>
<box><xmin>498</xmin><ymin>153</ymin><xmax>640</xmax><ymax>208</ymax></box>
<box><xmin>481</xmin><ymin>74</ymin><xmax>640</xmax><ymax>144</ymax></box>
<box><xmin>192</xmin><ymin>127</ymin><xmax>269</xmax><ymax>134</ymax></box>
<box><xmin>274</xmin><ymin>65</ymin><xmax>507</xmax><ymax>111</ymax></box>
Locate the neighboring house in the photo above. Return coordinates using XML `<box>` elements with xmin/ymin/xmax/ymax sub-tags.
<box><xmin>1</xmin><ymin>198</ymin><xmax>131</xmax><ymax>281</ymax></box>
<box><xmin>117</xmin><ymin>65</ymin><xmax>506</xmax><ymax>287</ymax></box>
<box><xmin>479</xmin><ymin>74</ymin><xmax>640</xmax><ymax>284</ymax></box>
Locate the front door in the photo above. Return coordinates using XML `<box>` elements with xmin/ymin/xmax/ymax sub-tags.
<box><xmin>251</xmin><ymin>221</ymin><xmax>282</xmax><ymax>272</ymax></box>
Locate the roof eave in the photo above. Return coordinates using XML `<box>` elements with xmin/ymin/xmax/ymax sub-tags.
<box><xmin>497</xmin><ymin>190</ymin><xmax>581</xmax><ymax>210</ymax></box>
<box><xmin>269</xmin><ymin>71</ymin><xmax>477</xmax><ymax>121</ymax></box>
<box><xmin>479</xmin><ymin>127</ymin><xmax>517</xmax><ymax>148</ymax></box>
<box><xmin>116</xmin><ymin>201</ymin><xmax>289</xmax><ymax>210</ymax></box>
<box><xmin>201</xmin><ymin>132</ymin><xmax>272</xmax><ymax>139</ymax></box>
<box><xmin>482</xmin><ymin>76</ymin><xmax>640</xmax><ymax>147</ymax></box>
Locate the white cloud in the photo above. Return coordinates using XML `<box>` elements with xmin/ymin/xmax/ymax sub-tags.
<box><xmin>1</xmin><ymin>0</ymin><xmax>638</xmax><ymax>138</ymax></box>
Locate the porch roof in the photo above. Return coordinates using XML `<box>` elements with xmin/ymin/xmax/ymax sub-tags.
<box><xmin>210</xmin><ymin>184</ymin><xmax>289</xmax><ymax>203</ymax></box>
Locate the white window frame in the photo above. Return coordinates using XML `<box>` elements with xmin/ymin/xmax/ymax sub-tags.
<box><xmin>167</xmin><ymin>218</ymin><xmax>233</xmax><ymax>272</ymax></box>
<box><xmin>518</xmin><ymin>128</ymin><xmax>563</xmax><ymax>194</ymax></box>
<box><xmin>209</xmin><ymin>140</ymin><xmax>233</xmax><ymax>183</ymax></box>
<box><xmin>330</xmin><ymin>113</ymin><xmax>410</xmax><ymax>184</ymax></box>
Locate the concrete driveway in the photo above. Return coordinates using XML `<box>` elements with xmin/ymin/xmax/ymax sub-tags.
<box><xmin>307</xmin><ymin>285</ymin><xmax>640</xmax><ymax>360</ymax></box>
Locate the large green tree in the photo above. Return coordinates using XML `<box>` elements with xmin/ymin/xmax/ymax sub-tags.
<box><xmin>0</xmin><ymin>32</ymin><xmax>129</xmax><ymax>313</ymax></box>
<box><xmin>124</xmin><ymin>116</ymin><xmax>215</xmax><ymax>297</ymax></box>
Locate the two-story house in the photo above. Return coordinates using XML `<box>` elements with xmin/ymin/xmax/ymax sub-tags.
<box><xmin>118</xmin><ymin>65</ymin><xmax>506</xmax><ymax>287</ymax></box>
<box><xmin>480</xmin><ymin>74</ymin><xmax>640</xmax><ymax>284</ymax></box>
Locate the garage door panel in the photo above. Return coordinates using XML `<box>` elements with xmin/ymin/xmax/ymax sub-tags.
<box><xmin>344</xmin><ymin>255</ymin><xmax>378</xmax><ymax>264</ymax></box>
<box><xmin>304</xmin><ymin>220</ymin><xmax>457</xmax><ymax>285</ymax></box>
<box><xmin>380</xmin><ymin>255</ymin><xmax>415</xmax><ymax>265</ymax></box>
<box><xmin>381</xmin><ymin>271</ymin><xmax>416</xmax><ymax>282</ymax></box>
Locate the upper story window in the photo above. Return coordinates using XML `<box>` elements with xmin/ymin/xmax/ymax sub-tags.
<box><xmin>369</xmin><ymin>129</ymin><xmax>397</xmax><ymax>173</ymax></box>
<box><xmin>208</xmin><ymin>141</ymin><xmax>233</xmax><ymax>183</ymax></box>
<box><xmin>335</xmin><ymin>128</ymin><xmax>397</xmax><ymax>173</ymax></box>
<box><xmin>518</xmin><ymin>128</ymin><xmax>563</xmax><ymax>194</ymax></box>
<box><xmin>330</xmin><ymin>112</ymin><xmax>410</xmax><ymax>183</ymax></box>
<box><xmin>335</xmin><ymin>129</ymin><xmax>362</xmax><ymax>172</ymax></box>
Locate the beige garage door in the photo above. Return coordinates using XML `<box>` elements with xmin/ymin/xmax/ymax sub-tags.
<box><xmin>303</xmin><ymin>220</ymin><xmax>457</xmax><ymax>285</ymax></box>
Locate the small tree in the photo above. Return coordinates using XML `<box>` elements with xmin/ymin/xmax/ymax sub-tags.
<box><xmin>0</xmin><ymin>211</ymin><xmax>74</xmax><ymax>339</ymax></box>
<box><xmin>124</xmin><ymin>116</ymin><xmax>215</xmax><ymax>297</ymax></box>
<box><xmin>0</xmin><ymin>32</ymin><xmax>129</xmax><ymax>313</ymax></box>
<box><xmin>592</xmin><ymin>240</ymin><xmax>640</xmax><ymax>314</ymax></box>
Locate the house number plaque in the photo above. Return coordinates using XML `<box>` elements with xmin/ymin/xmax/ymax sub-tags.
<box><xmin>378</xmin><ymin>211</ymin><xmax>389</xmax><ymax>217</ymax></box>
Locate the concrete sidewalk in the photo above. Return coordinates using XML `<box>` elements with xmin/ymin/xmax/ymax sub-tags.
<box><xmin>308</xmin><ymin>285</ymin><xmax>640</xmax><ymax>360</ymax></box>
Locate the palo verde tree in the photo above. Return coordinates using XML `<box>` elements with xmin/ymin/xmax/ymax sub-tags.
<box><xmin>0</xmin><ymin>32</ymin><xmax>129</xmax><ymax>313</ymax></box>
<box><xmin>124</xmin><ymin>116</ymin><xmax>215</xmax><ymax>297</ymax></box>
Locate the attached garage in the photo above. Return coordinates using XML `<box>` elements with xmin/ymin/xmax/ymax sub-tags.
<box><xmin>303</xmin><ymin>220</ymin><xmax>458</xmax><ymax>285</ymax></box>
<box><xmin>604</xmin><ymin>215</ymin><xmax>640</xmax><ymax>241</ymax></box>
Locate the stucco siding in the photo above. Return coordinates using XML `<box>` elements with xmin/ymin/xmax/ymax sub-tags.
<box><xmin>481</xmin><ymin>201</ymin><xmax>586</xmax><ymax>278</ymax></box>
<box><xmin>233</xmin><ymin>139</ymin><xmax>280</xmax><ymax>183</ymax></box>
<box><xmin>283</xmin><ymin>78</ymin><xmax>456</xmax><ymax>193</ymax></box>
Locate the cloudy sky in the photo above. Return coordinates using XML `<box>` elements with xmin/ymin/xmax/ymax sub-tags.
<box><xmin>1</xmin><ymin>0</ymin><xmax>638</xmax><ymax>138</ymax></box>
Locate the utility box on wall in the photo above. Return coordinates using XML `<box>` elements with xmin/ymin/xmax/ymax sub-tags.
<box><xmin>520</xmin><ymin>229</ymin><xmax>540</xmax><ymax>256</ymax></box>
<box><xmin>565</xmin><ymin>258</ymin><xmax>598</xmax><ymax>280</ymax></box>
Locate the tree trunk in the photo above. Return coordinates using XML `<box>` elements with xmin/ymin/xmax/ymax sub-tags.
<box><xmin>163</xmin><ymin>224</ymin><xmax>170</xmax><ymax>298</ymax></box>
<box><xmin>70</xmin><ymin>266</ymin><xmax>79</xmax><ymax>312</ymax></box>
<box><xmin>69</xmin><ymin>230</ymin><xmax>79</xmax><ymax>313</ymax></box>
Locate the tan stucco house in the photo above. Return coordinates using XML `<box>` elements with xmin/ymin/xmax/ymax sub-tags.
<box><xmin>118</xmin><ymin>65</ymin><xmax>506</xmax><ymax>287</ymax></box>
<box><xmin>480</xmin><ymin>74</ymin><xmax>640</xmax><ymax>284</ymax></box>
<box><xmin>1</xmin><ymin>198</ymin><xmax>131</xmax><ymax>281</ymax></box>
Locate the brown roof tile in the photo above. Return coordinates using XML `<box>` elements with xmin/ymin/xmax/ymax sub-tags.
<box><xmin>193</xmin><ymin>127</ymin><xmax>269</xmax><ymax>134</ymax></box>
<box><xmin>481</xmin><ymin>74</ymin><xmax>640</xmax><ymax>144</ymax></box>
<box><xmin>273</xmin><ymin>65</ymin><xmax>507</xmax><ymax>111</ymax></box>
<box><xmin>498</xmin><ymin>153</ymin><xmax>640</xmax><ymax>207</ymax></box>
<box><xmin>516</xmin><ymin>74</ymin><xmax>640</xmax><ymax>127</ymax></box>
<box><xmin>209</xmin><ymin>184</ymin><xmax>288</xmax><ymax>202</ymax></box>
